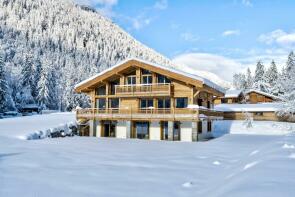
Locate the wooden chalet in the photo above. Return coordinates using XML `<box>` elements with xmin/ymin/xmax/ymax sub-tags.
<box><xmin>75</xmin><ymin>58</ymin><xmax>224</xmax><ymax>142</ymax></box>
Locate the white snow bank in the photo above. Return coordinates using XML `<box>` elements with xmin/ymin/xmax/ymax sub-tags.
<box><xmin>214</xmin><ymin>103</ymin><xmax>283</xmax><ymax>112</ymax></box>
<box><xmin>1</xmin><ymin>134</ymin><xmax>295</xmax><ymax>196</ymax></box>
<box><xmin>213</xmin><ymin>120</ymin><xmax>295</xmax><ymax>136</ymax></box>
<box><xmin>0</xmin><ymin>112</ymin><xmax>76</xmax><ymax>139</ymax></box>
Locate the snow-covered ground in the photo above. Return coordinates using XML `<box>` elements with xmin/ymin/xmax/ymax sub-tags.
<box><xmin>0</xmin><ymin>112</ymin><xmax>75</xmax><ymax>139</ymax></box>
<box><xmin>1</xmin><ymin>114</ymin><xmax>295</xmax><ymax>197</ymax></box>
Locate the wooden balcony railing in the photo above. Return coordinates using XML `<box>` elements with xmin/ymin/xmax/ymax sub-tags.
<box><xmin>115</xmin><ymin>83</ymin><xmax>171</xmax><ymax>97</ymax></box>
<box><xmin>76</xmin><ymin>108</ymin><xmax>223</xmax><ymax>121</ymax></box>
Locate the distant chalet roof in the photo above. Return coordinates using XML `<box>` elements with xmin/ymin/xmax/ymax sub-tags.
<box><xmin>214</xmin><ymin>103</ymin><xmax>283</xmax><ymax>112</ymax></box>
<box><xmin>224</xmin><ymin>89</ymin><xmax>243</xmax><ymax>98</ymax></box>
<box><xmin>246</xmin><ymin>89</ymin><xmax>281</xmax><ymax>100</ymax></box>
<box><xmin>75</xmin><ymin>58</ymin><xmax>225</xmax><ymax>94</ymax></box>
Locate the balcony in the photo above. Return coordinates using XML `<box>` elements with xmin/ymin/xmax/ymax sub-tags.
<box><xmin>115</xmin><ymin>83</ymin><xmax>171</xmax><ymax>97</ymax></box>
<box><xmin>76</xmin><ymin>108</ymin><xmax>223</xmax><ymax>121</ymax></box>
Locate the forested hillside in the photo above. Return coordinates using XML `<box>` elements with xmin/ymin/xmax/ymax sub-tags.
<box><xmin>232</xmin><ymin>51</ymin><xmax>295</xmax><ymax>115</ymax></box>
<box><xmin>0</xmin><ymin>0</ymin><xmax>171</xmax><ymax>112</ymax></box>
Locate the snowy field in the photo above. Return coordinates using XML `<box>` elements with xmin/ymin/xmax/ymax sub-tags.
<box><xmin>1</xmin><ymin>114</ymin><xmax>295</xmax><ymax>197</ymax></box>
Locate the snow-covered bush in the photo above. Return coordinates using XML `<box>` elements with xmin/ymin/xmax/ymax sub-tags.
<box><xmin>26</xmin><ymin>122</ymin><xmax>77</xmax><ymax>140</ymax></box>
<box><xmin>242</xmin><ymin>110</ymin><xmax>253</xmax><ymax>129</ymax></box>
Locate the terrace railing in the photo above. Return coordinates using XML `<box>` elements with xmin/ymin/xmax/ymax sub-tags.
<box><xmin>115</xmin><ymin>83</ymin><xmax>171</xmax><ymax>97</ymax></box>
<box><xmin>76</xmin><ymin>108</ymin><xmax>223</xmax><ymax>121</ymax></box>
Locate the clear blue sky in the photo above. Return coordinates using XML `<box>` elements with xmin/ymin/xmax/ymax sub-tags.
<box><xmin>77</xmin><ymin>0</ymin><xmax>295</xmax><ymax>81</ymax></box>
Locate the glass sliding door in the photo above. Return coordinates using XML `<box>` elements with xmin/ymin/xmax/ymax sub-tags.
<box><xmin>135</xmin><ymin>122</ymin><xmax>149</xmax><ymax>139</ymax></box>
<box><xmin>161</xmin><ymin>121</ymin><xmax>169</xmax><ymax>140</ymax></box>
<box><xmin>173</xmin><ymin>122</ymin><xmax>180</xmax><ymax>141</ymax></box>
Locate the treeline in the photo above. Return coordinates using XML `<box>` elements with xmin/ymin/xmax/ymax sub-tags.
<box><xmin>0</xmin><ymin>0</ymin><xmax>170</xmax><ymax>113</ymax></box>
<box><xmin>233</xmin><ymin>51</ymin><xmax>295</xmax><ymax>115</ymax></box>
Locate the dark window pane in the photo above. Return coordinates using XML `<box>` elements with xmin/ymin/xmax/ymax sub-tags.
<box><xmin>158</xmin><ymin>98</ymin><xmax>170</xmax><ymax>108</ymax></box>
<box><xmin>142</xmin><ymin>69</ymin><xmax>151</xmax><ymax>75</ymax></box>
<box><xmin>127</xmin><ymin>76</ymin><xmax>136</xmax><ymax>85</ymax></box>
<box><xmin>142</xmin><ymin>75</ymin><xmax>152</xmax><ymax>84</ymax></box>
<box><xmin>96</xmin><ymin>98</ymin><xmax>106</xmax><ymax>109</ymax></box>
<box><xmin>136</xmin><ymin>122</ymin><xmax>149</xmax><ymax>139</ymax></box>
<box><xmin>198</xmin><ymin>121</ymin><xmax>202</xmax><ymax>134</ymax></box>
<box><xmin>96</xmin><ymin>85</ymin><xmax>106</xmax><ymax>95</ymax></box>
<box><xmin>109</xmin><ymin>98</ymin><xmax>119</xmax><ymax>108</ymax></box>
<box><xmin>176</xmin><ymin>98</ymin><xmax>188</xmax><ymax>108</ymax></box>
<box><xmin>158</xmin><ymin>74</ymin><xmax>170</xmax><ymax>83</ymax></box>
<box><xmin>141</xmin><ymin>99</ymin><xmax>153</xmax><ymax>108</ymax></box>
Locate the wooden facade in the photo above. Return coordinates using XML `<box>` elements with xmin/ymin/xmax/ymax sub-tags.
<box><xmin>245</xmin><ymin>91</ymin><xmax>277</xmax><ymax>104</ymax></box>
<box><xmin>75</xmin><ymin>58</ymin><xmax>224</xmax><ymax>140</ymax></box>
<box><xmin>214</xmin><ymin>89</ymin><xmax>280</xmax><ymax>105</ymax></box>
<box><xmin>75</xmin><ymin>59</ymin><xmax>224</xmax><ymax>122</ymax></box>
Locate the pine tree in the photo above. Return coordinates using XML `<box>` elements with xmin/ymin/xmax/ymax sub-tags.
<box><xmin>0</xmin><ymin>52</ymin><xmax>6</xmax><ymax>112</ymax></box>
<box><xmin>37</xmin><ymin>60</ymin><xmax>51</xmax><ymax>109</ymax></box>
<box><xmin>246</xmin><ymin>68</ymin><xmax>253</xmax><ymax>89</ymax></box>
<box><xmin>0</xmin><ymin>49</ymin><xmax>8</xmax><ymax>112</ymax></box>
<box><xmin>253</xmin><ymin>61</ymin><xmax>269</xmax><ymax>92</ymax></box>
<box><xmin>254</xmin><ymin>61</ymin><xmax>265</xmax><ymax>83</ymax></box>
<box><xmin>233</xmin><ymin>73</ymin><xmax>247</xmax><ymax>90</ymax></box>
<box><xmin>32</xmin><ymin>58</ymin><xmax>42</xmax><ymax>99</ymax></box>
<box><xmin>264</xmin><ymin>60</ymin><xmax>278</xmax><ymax>94</ymax></box>
<box><xmin>285</xmin><ymin>51</ymin><xmax>295</xmax><ymax>78</ymax></box>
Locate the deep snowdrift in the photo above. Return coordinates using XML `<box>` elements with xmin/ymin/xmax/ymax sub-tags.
<box><xmin>1</xmin><ymin>115</ymin><xmax>295</xmax><ymax>196</ymax></box>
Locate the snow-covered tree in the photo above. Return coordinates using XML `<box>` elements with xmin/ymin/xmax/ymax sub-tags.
<box><xmin>37</xmin><ymin>60</ymin><xmax>52</xmax><ymax>109</ymax></box>
<box><xmin>233</xmin><ymin>73</ymin><xmax>247</xmax><ymax>90</ymax></box>
<box><xmin>0</xmin><ymin>47</ymin><xmax>14</xmax><ymax>112</ymax></box>
<box><xmin>277</xmin><ymin>52</ymin><xmax>295</xmax><ymax>116</ymax></box>
<box><xmin>0</xmin><ymin>0</ymin><xmax>171</xmax><ymax>110</ymax></box>
<box><xmin>253</xmin><ymin>61</ymin><xmax>269</xmax><ymax>92</ymax></box>
<box><xmin>246</xmin><ymin>68</ymin><xmax>253</xmax><ymax>89</ymax></box>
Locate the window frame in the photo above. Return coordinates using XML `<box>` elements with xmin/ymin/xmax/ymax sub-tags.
<box><xmin>157</xmin><ymin>74</ymin><xmax>170</xmax><ymax>84</ymax></box>
<box><xmin>126</xmin><ymin>75</ymin><xmax>136</xmax><ymax>85</ymax></box>
<box><xmin>175</xmin><ymin>97</ymin><xmax>188</xmax><ymax>108</ymax></box>
<box><xmin>140</xmin><ymin>99</ymin><xmax>154</xmax><ymax>109</ymax></box>
<box><xmin>96</xmin><ymin>85</ymin><xmax>106</xmax><ymax>95</ymax></box>
<box><xmin>158</xmin><ymin>98</ymin><xmax>171</xmax><ymax>109</ymax></box>
<box><xmin>96</xmin><ymin>98</ymin><xmax>106</xmax><ymax>109</ymax></box>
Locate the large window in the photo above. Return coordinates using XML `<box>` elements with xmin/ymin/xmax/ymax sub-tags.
<box><xmin>96</xmin><ymin>98</ymin><xmax>106</xmax><ymax>109</ymax></box>
<box><xmin>110</xmin><ymin>80</ymin><xmax>119</xmax><ymax>95</ymax></box>
<box><xmin>157</xmin><ymin>74</ymin><xmax>170</xmax><ymax>84</ymax></box>
<box><xmin>173</xmin><ymin>122</ymin><xmax>180</xmax><ymax>141</ymax></box>
<box><xmin>109</xmin><ymin>98</ymin><xmax>119</xmax><ymax>108</ymax></box>
<box><xmin>176</xmin><ymin>97</ymin><xmax>188</xmax><ymax>108</ymax></box>
<box><xmin>142</xmin><ymin>75</ymin><xmax>152</xmax><ymax>84</ymax></box>
<box><xmin>140</xmin><ymin>99</ymin><xmax>154</xmax><ymax>108</ymax></box>
<box><xmin>136</xmin><ymin>122</ymin><xmax>149</xmax><ymax>139</ymax></box>
<box><xmin>126</xmin><ymin>75</ymin><xmax>136</xmax><ymax>85</ymax></box>
<box><xmin>96</xmin><ymin>85</ymin><xmax>106</xmax><ymax>95</ymax></box>
<box><xmin>161</xmin><ymin>121</ymin><xmax>169</xmax><ymax>140</ymax></box>
<box><xmin>158</xmin><ymin>98</ymin><xmax>170</xmax><ymax>108</ymax></box>
<box><xmin>198</xmin><ymin>121</ymin><xmax>202</xmax><ymax>134</ymax></box>
<box><xmin>207</xmin><ymin>121</ymin><xmax>212</xmax><ymax>132</ymax></box>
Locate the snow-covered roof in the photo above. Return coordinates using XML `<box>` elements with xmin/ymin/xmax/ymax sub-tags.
<box><xmin>214</xmin><ymin>103</ymin><xmax>283</xmax><ymax>112</ymax></box>
<box><xmin>75</xmin><ymin>58</ymin><xmax>225</xmax><ymax>93</ymax></box>
<box><xmin>224</xmin><ymin>89</ymin><xmax>243</xmax><ymax>98</ymax></box>
<box><xmin>22</xmin><ymin>104</ymin><xmax>40</xmax><ymax>109</ymax></box>
<box><xmin>246</xmin><ymin>89</ymin><xmax>281</xmax><ymax>100</ymax></box>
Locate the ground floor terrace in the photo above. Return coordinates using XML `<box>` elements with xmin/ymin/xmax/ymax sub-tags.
<box><xmin>76</xmin><ymin>108</ymin><xmax>223</xmax><ymax>142</ymax></box>
<box><xmin>83</xmin><ymin>120</ymin><xmax>214</xmax><ymax>142</ymax></box>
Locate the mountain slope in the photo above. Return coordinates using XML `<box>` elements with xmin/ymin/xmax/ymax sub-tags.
<box><xmin>0</xmin><ymin>0</ymin><xmax>226</xmax><ymax>111</ymax></box>
<box><xmin>0</xmin><ymin>0</ymin><xmax>171</xmax><ymax>110</ymax></box>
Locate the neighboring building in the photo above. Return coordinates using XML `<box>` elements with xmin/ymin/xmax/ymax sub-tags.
<box><xmin>245</xmin><ymin>89</ymin><xmax>281</xmax><ymax>104</ymax></box>
<box><xmin>214</xmin><ymin>103</ymin><xmax>282</xmax><ymax>121</ymax></box>
<box><xmin>214</xmin><ymin>89</ymin><xmax>281</xmax><ymax>105</ymax></box>
<box><xmin>75</xmin><ymin>58</ymin><xmax>224</xmax><ymax>142</ymax></box>
<box><xmin>214</xmin><ymin>89</ymin><xmax>244</xmax><ymax>105</ymax></box>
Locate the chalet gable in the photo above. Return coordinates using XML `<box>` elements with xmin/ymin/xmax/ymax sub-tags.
<box><xmin>75</xmin><ymin>58</ymin><xmax>224</xmax><ymax>96</ymax></box>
